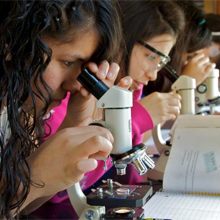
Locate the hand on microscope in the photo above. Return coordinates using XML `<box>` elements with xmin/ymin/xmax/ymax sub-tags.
<box><xmin>27</xmin><ymin>117</ymin><xmax>114</xmax><ymax>199</ymax></box>
<box><xmin>139</xmin><ymin>92</ymin><xmax>182</xmax><ymax>126</ymax></box>
<box><xmin>181</xmin><ymin>53</ymin><xmax>216</xmax><ymax>86</ymax></box>
<box><xmin>23</xmin><ymin>62</ymin><xmax>133</xmax><ymax>212</ymax></box>
<box><xmin>59</xmin><ymin>61</ymin><xmax>132</xmax><ymax>129</ymax></box>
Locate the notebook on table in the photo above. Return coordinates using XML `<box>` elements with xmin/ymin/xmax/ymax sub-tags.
<box><xmin>143</xmin><ymin>126</ymin><xmax>220</xmax><ymax>220</ymax></box>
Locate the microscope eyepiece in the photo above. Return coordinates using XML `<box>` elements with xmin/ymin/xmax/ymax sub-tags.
<box><xmin>77</xmin><ymin>68</ymin><xmax>109</xmax><ymax>100</ymax></box>
<box><xmin>162</xmin><ymin>64</ymin><xmax>178</xmax><ymax>83</ymax></box>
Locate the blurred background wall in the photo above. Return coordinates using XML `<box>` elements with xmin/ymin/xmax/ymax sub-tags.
<box><xmin>190</xmin><ymin>0</ymin><xmax>220</xmax><ymax>14</ymax></box>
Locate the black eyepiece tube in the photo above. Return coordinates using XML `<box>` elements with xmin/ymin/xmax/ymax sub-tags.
<box><xmin>161</xmin><ymin>65</ymin><xmax>179</xmax><ymax>83</ymax></box>
<box><xmin>77</xmin><ymin>68</ymin><xmax>109</xmax><ymax>100</ymax></box>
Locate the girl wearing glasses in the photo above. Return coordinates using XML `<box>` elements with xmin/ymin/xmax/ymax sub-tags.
<box><xmin>174</xmin><ymin>1</ymin><xmax>215</xmax><ymax>88</ymax></box>
<box><xmin>116</xmin><ymin>0</ymin><xmax>185</xmax><ymax>146</ymax></box>
<box><xmin>145</xmin><ymin>0</ymin><xmax>215</xmax><ymax>95</ymax></box>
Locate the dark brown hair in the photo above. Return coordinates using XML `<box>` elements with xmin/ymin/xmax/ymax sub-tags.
<box><xmin>0</xmin><ymin>0</ymin><xmax>122</xmax><ymax>218</ymax></box>
<box><xmin>144</xmin><ymin>0</ymin><xmax>212</xmax><ymax>94</ymax></box>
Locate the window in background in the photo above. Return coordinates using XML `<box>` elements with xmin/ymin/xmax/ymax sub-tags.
<box><xmin>189</xmin><ymin>0</ymin><xmax>218</xmax><ymax>14</ymax></box>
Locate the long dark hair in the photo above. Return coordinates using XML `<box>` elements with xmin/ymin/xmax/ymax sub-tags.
<box><xmin>144</xmin><ymin>0</ymin><xmax>212</xmax><ymax>94</ymax></box>
<box><xmin>117</xmin><ymin>0</ymin><xmax>185</xmax><ymax>81</ymax></box>
<box><xmin>0</xmin><ymin>0</ymin><xmax>122</xmax><ymax>218</ymax></box>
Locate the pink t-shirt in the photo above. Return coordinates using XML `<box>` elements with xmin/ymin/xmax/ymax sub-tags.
<box><xmin>132</xmin><ymin>84</ymin><xmax>154</xmax><ymax>146</ymax></box>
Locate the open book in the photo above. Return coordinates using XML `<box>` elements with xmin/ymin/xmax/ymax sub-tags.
<box><xmin>143</xmin><ymin>123</ymin><xmax>220</xmax><ymax>220</ymax></box>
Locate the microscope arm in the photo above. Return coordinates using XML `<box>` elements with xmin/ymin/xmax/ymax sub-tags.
<box><xmin>67</xmin><ymin>183</ymin><xmax>105</xmax><ymax>219</ymax></box>
<box><xmin>152</xmin><ymin>124</ymin><xmax>170</xmax><ymax>154</ymax></box>
<box><xmin>67</xmin><ymin>183</ymin><xmax>88</xmax><ymax>216</ymax></box>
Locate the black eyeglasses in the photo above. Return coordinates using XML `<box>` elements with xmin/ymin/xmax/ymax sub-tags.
<box><xmin>138</xmin><ymin>40</ymin><xmax>171</xmax><ymax>69</ymax></box>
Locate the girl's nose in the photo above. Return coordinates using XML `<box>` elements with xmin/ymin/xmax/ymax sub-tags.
<box><xmin>61</xmin><ymin>70</ymin><xmax>82</xmax><ymax>93</ymax></box>
<box><xmin>146</xmin><ymin>69</ymin><xmax>157</xmax><ymax>81</ymax></box>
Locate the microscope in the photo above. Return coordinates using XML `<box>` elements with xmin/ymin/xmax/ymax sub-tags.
<box><xmin>147</xmin><ymin>64</ymin><xmax>196</xmax><ymax>180</ymax></box>
<box><xmin>162</xmin><ymin>66</ymin><xmax>220</xmax><ymax>115</ymax></box>
<box><xmin>67</xmin><ymin>69</ymin><xmax>154</xmax><ymax>219</ymax></box>
<box><xmin>195</xmin><ymin>68</ymin><xmax>220</xmax><ymax>114</ymax></box>
<box><xmin>148</xmin><ymin>65</ymin><xmax>220</xmax><ymax>181</ymax></box>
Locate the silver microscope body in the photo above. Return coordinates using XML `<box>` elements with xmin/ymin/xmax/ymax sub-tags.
<box><xmin>67</xmin><ymin>69</ymin><xmax>154</xmax><ymax>219</ymax></box>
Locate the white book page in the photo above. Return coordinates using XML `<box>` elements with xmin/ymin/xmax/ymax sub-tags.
<box><xmin>143</xmin><ymin>191</ymin><xmax>220</xmax><ymax>220</ymax></box>
<box><xmin>163</xmin><ymin>127</ymin><xmax>220</xmax><ymax>193</ymax></box>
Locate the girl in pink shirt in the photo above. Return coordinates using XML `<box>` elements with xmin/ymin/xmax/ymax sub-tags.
<box><xmin>32</xmin><ymin>0</ymin><xmax>184</xmax><ymax>219</ymax></box>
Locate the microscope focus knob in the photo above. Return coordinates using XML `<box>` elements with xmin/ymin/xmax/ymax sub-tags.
<box><xmin>197</xmin><ymin>84</ymin><xmax>207</xmax><ymax>94</ymax></box>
